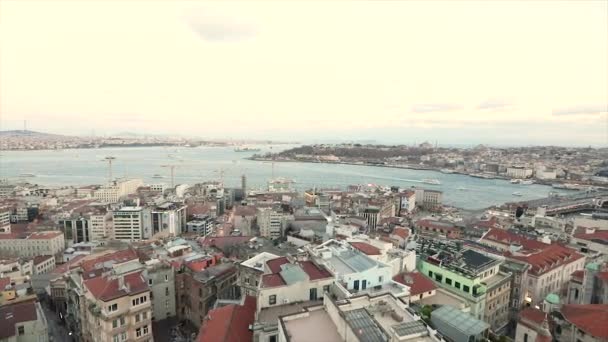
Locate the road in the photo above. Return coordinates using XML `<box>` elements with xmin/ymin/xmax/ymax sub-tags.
<box><xmin>42</xmin><ymin>304</ymin><xmax>71</xmax><ymax>342</ymax></box>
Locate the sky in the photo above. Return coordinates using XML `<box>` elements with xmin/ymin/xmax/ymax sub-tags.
<box><xmin>1</xmin><ymin>0</ymin><xmax>607</xmax><ymax>146</ymax></box>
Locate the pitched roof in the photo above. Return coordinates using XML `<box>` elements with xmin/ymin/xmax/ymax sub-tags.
<box><xmin>299</xmin><ymin>261</ymin><xmax>332</xmax><ymax>280</ymax></box>
<box><xmin>0</xmin><ymin>277</ymin><xmax>11</xmax><ymax>290</ymax></box>
<box><xmin>571</xmin><ymin>270</ymin><xmax>584</xmax><ymax>281</ymax></box>
<box><xmin>508</xmin><ymin>244</ymin><xmax>584</xmax><ymax>276</ymax></box>
<box><xmin>81</xmin><ymin>249</ymin><xmax>139</xmax><ymax>272</ymax></box>
<box><xmin>350</xmin><ymin>242</ymin><xmax>381</xmax><ymax>256</ymax></box>
<box><xmin>266</xmin><ymin>257</ymin><xmax>290</xmax><ymax>273</ymax></box>
<box><xmin>573</xmin><ymin>230</ymin><xmax>608</xmax><ymax>243</ymax></box>
<box><xmin>33</xmin><ymin>255</ymin><xmax>54</xmax><ymax>265</ymax></box>
<box><xmin>483</xmin><ymin>228</ymin><xmax>551</xmax><ymax>251</ymax></box>
<box><xmin>392</xmin><ymin>227</ymin><xmax>409</xmax><ymax>239</ymax></box>
<box><xmin>519</xmin><ymin>307</ymin><xmax>545</xmax><ymax>326</ymax></box>
<box><xmin>561</xmin><ymin>304</ymin><xmax>608</xmax><ymax>338</ymax></box>
<box><xmin>261</xmin><ymin>274</ymin><xmax>286</xmax><ymax>288</ymax></box>
<box><xmin>392</xmin><ymin>272</ymin><xmax>437</xmax><ymax>296</ymax></box>
<box><xmin>84</xmin><ymin>271</ymin><xmax>148</xmax><ymax>302</ymax></box>
<box><xmin>197</xmin><ymin>296</ymin><xmax>256</xmax><ymax>342</ymax></box>
<box><xmin>0</xmin><ymin>301</ymin><xmax>38</xmax><ymax>339</ymax></box>
<box><xmin>51</xmin><ymin>255</ymin><xmax>87</xmax><ymax>275</ymax></box>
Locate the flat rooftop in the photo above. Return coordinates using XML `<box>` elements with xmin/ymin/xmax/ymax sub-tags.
<box><xmin>283</xmin><ymin>309</ymin><xmax>341</xmax><ymax>342</ymax></box>
<box><xmin>258</xmin><ymin>300</ymin><xmax>322</xmax><ymax>324</ymax></box>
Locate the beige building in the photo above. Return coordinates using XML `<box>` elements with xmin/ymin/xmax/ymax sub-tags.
<box><xmin>33</xmin><ymin>255</ymin><xmax>55</xmax><ymax>275</ymax></box>
<box><xmin>0</xmin><ymin>209</ymin><xmax>10</xmax><ymax>233</ymax></box>
<box><xmin>94</xmin><ymin>179</ymin><xmax>143</xmax><ymax>203</ymax></box>
<box><xmin>82</xmin><ymin>270</ymin><xmax>153</xmax><ymax>342</ymax></box>
<box><xmin>256</xmin><ymin>208</ymin><xmax>286</xmax><ymax>240</ymax></box>
<box><xmin>112</xmin><ymin>207</ymin><xmax>146</xmax><ymax>241</ymax></box>
<box><xmin>89</xmin><ymin>211</ymin><xmax>112</xmax><ymax>241</ymax></box>
<box><xmin>0</xmin><ymin>231</ymin><xmax>64</xmax><ymax>258</ymax></box>
<box><xmin>0</xmin><ymin>301</ymin><xmax>49</xmax><ymax>342</ymax></box>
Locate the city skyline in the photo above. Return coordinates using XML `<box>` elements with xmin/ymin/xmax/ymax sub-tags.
<box><xmin>1</xmin><ymin>1</ymin><xmax>607</xmax><ymax>146</ymax></box>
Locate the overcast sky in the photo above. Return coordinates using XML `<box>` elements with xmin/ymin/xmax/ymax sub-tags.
<box><xmin>1</xmin><ymin>1</ymin><xmax>607</xmax><ymax>146</ymax></box>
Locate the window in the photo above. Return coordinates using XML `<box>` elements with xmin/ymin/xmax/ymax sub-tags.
<box><xmin>463</xmin><ymin>285</ymin><xmax>470</xmax><ymax>293</ymax></box>
<box><xmin>523</xmin><ymin>333</ymin><xmax>528</xmax><ymax>342</ymax></box>
<box><xmin>136</xmin><ymin>328</ymin><xmax>142</xmax><ymax>338</ymax></box>
<box><xmin>378</xmin><ymin>276</ymin><xmax>383</xmax><ymax>283</ymax></box>
<box><xmin>199</xmin><ymin>288</ymin><xmax>203</xmax><ymax>297</ymax></box>
<box><xmin>428</xmin><ymin>271</ymin><xmax>433</xmax><ymax>277</ymax></box>
<box><xmin>120</xmin><ymin>317</ymin><xmax>125</xmax><ymax>326</ymax></box>
<box><xmin>445</xmin><ymin>278</ymin><xmax>452</xmax><ymax>286</ymax></box>
<box><xmin>269</xmin><ymin>335</ymin><xmax>277</xmax><ymax>342</ymax></box>
<box><xmin>165</xmin><ymin>287</ymin><xmax>170</xmax><ymax>296</ymax></box>
<box><xmin>18</xmin><ymin>326</ymin><xmax>25</xmax><ymax>335</ymax></box>
<box><xmin>165</xmin><ymin>275</ymin><xmax>169</xmax><ymax>282</ymax></box>
<box><xmin>121</xmin><ymin>332</ymin><xmax>127</xmax><ymax>341</ymax></box>
<box><xmin>455</xmin><ymin>282</ymin><xmax>461</xmax><ymax>289</ymax></box>
<box><xmin>148</xmin><ymin>279</ymin><xmax>153</xmax><ymax>285</ymax></box>
<box><xmin>165</xmin><ymin>300</ymin><xmax>169</xmax><ymax>309</ymax></box>
<box><xmin>113</xmin><ymin>335</ymin><xmax>120</xmax><ymax>342</ymax></box>
<box><xmin>143</xmin><ymin>325</ymin><xmax>149</xmax><ymax>335</ymax></box>
<box><xmin>143</xmin><ymin>311</ymin><xmax>148</xmax><ymax>320</ymax></box>
<box><xmin>323</xmin><ymin>285</ymin><xmax>330</xmax><ymax>294</ymax></box>
<box><xmin>435</xmin><ymin>274</ymin><xmax>442</xmax><ymax>282</ymax></box>
<box><xmin>108</xmin><ymin>303</ymin><xmax>118</xmax><ymax>312</ymax></box>
<box><xmin>113</xmin><ymin>319</ymin><xmax>119</xmax><ymax>328</ymax></box>
<box><xmin>244</xmin><ymin>278</ymin><xmax>250</xmax><ymax>284</ymax></box>
<box><xmin>269</xmin><ymin>295</ymin><xmax>276</xmax><ymax>305</ymax></box>
<box><xmin>136</xmin><ymin>314</ymin><xmax>141</xmax><ymax>323</ymax></box>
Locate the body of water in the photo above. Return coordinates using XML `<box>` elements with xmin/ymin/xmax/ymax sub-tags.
<box><xmin>0</xmin><ymin>145</ymin><xmax>571</xmax><ymax>209</ymax></box>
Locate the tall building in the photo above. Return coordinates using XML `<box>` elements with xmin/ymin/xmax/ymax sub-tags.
<box><xmin>94</xmin><ymin>178</ymin><xmax>143</xmax><ymax>203</ymax></box>
<box><xmin>112</xmin><ymin>207</ymin><xmax>147</xmax><ymax>241</ymax></box>
<box><xmin>256</xmin><ymin>208</ymin><xmax>285</xmax><ymax>239</ymax></box>
<box><xmin>0</xmin><ymin>208</ymin><xmax>10</xmax><ymax>233</ymax></box>
<box><xmin>150</xmin><ymin>202</ymin><xmax>187</xmax><ymax>237</ymax></box>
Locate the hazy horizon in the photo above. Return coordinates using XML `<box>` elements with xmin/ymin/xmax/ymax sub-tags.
<box><xmin>1</xmin><ymin>1</ymin><xmax>607</xmax><ymax>146</ymax></box>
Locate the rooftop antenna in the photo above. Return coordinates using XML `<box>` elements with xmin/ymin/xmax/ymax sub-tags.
<box><xmin>161</xmin><ymin>164</ymin><xmax>177</xmax><ymax>188</ymax></box>
<box><xmin>103</xmin><ymin>156</ymin><xmax>116</xmax><ymax>183</ymax></box>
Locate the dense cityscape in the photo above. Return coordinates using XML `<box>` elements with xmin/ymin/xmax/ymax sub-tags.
<box><xmin>0</xmin><ymin>139</ymin><xmax>607</xmax><ymax>342</ymax></box>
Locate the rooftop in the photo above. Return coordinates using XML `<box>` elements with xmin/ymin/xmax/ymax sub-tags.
<box><xmin>561</xmin><ymin>304</ymin><xmax>608</xmax><ymax>338</ymax></box>
<box><xmin>197</xmin><ymin>296</ymin><xmax>256</xmax><ymax>342</ymax></box>
<box><xmin>282</xmin><ymin>308</ymin><xmax>342</xmax><ymax>342</ymax></box>
<box><xmin>392</xmin><ymin>272</ymin><xmax>437</xmax><ymax>296</ymax></box>
<box><xmin>84</xmin><ymin>271</ymin><xmax>149</xmax><ymax>302</ymax></box>
<box><xmin>431</xmin><ymin>305</ymin><xmax>489</xmax><ymax>337</ymax></box>
<box><xmin>0</xmin><ymin>301</ymin><xmax>39</xmax><ymax>339</ymax></box>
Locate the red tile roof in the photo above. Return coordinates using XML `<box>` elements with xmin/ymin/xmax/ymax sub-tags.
<box><xmin>392</xmin><ymin>227</ymin><xmax>409</xmax><ymax>239</ymax></box>
<box><xmin>508</xmin><ymin>244</ymin><xmax>584</xmax><ymax>276</ymax></box>
<box><xmin>52</xmin><ymin>255</ymin><xmax>87</xmax><ymax>275</ymax></box>
<box><xmin>350</xmin><ymin>242</ymin><xmax>381</xmax><ymax>256</ymax></box>
<box><xmin>561</xmin><ymin>304</ymin><xmax>608</xmax><ymax>338</ymax></box>
<box><xmin>392</xmin><ymin>272</ymin><xmax>437</xmax><ymax>296</ymax></box>
<box><xmin>197</xmin><ymin>296</ymin><xmax>256</xmax><ymax>342</ymax></box>
<box><xmin>0</xmin><ymin>301</ymin><xmax>38</xmax><ymax>339</ymax></box>
<box><xmin>266</xmin><ymin>257</ymin><xmax>289</xmax><ymax>274</ymax></box>
<box><xmin>299</xmin><ymin>261</ymin><xmax>333</xmax><ymax>281</ymax></box>
<box><xmin>474</xmin><ymin>216</ymin><xmax>502</xmax><ymax>229</ymax></box>
<box><xmin>261</xmin><ymin>274</ymin><xmax>286</xmax><ymax>288</ymax></box>
<box><xmin>483</xmin><ymin>228</ymin><xmax>550</xmax><ymax>251</ymax></box>
<box><xmin>84</xmin><ymin>271</ymin><xmax>148</xmax><ymax>302</ymax></box>
<box><xmin>573</xmin><ymin>230</ymin><xmax>608</xmax><ymax>242</ymax></box>
<box><xmin>571</xmin><ymin>270</ymin><xmax>584</xmax><ymax>280</ymax></box>
<box><xmin>519</xmin><ymin>307</ymin><xmax>546</xmax><ymax>325</ymax></box>
<box><xmin>81</xmin><ymin>249</ymin><xmax>139</xmax><ymax>272</ymax></box>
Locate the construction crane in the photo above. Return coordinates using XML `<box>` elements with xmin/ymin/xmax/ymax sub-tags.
<box><xmin>102</xmin><ymin>156</ymin><xmax>116</xmax><ymax>183</ymax></box>
<box><xmin>160</xmin><ymin>164</ymin><xmax>177</xmax><ymax>188</ymax></box>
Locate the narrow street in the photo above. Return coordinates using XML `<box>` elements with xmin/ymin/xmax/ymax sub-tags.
<box><xmin>42</xmin><ymin>304</ymin><xmax>70</xmax><ymax>342</ymax></box>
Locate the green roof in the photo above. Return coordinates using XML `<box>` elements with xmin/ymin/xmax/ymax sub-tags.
<box><xmin>545</xmin><ymin>293</ymin><xmax>560</xmax><ymax>304</ymax></box>
<box><xmin>586</xmin><ymin>262</ymin><xmax>600</xmax><ymax>271</ymax></box>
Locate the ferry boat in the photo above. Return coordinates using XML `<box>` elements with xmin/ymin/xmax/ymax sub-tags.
<box><xmin>512</xmin><ymin>192</ymin><xmax>523</xmax><ymax>196</ymax></box>
<box><xmin>234</xmin><ymin>146</ymin><xmax>261</xmax><ymax>152</ymax></box>
<box><xmin>19</xmin><ymin>173</ymin><xmax>36</xmax><ymax>177</ymax></box>
<box><xmin>510</xmin><ymin>179</ymin><xmax>521</xmax><ymax>184</ymax></box>
<box><xmin>521</xmin><ymin>180</ymin><xmax>534</xmax><ymax>185</ymax></box>
<box><xmin>440</xmin><ymin>169</ymin><xmax>455</xmax><ymax>174</ymax></box>
<box><xmin>422</xmin><ymin>179</ymin><xmax>441</xmax><ymax>185</ymax></box>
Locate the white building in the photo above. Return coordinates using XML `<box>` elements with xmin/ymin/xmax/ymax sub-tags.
<box><xmin>89</xmin><ymin>211</ymin><xmax>112</xmax><ymax>241</ymax></box>
<box><xmin>0</xmin><ymin>209</ymin><xmax>10</xmax><ymax>233</ymax></box>
<box><xmin>257</xmin><ymin>208</ymin><xmax>285</xmax><ymax>240</ymax></box>
<box><xmin>94</xmin><ymin>178</ymin><xmax>143</xmax><ymax>203</ymax></box>
<box><xmin>0</xmin><ymin>231</ymin><xmax>64</xmax><ymax>258</ymax></box>
<box><xmin>507</xmin><ymin>167</ymin><xmax>534</xmax><ymax>179</ymax></box>
<box><xmin>112</xmin><ymin>206</ymin><xmax>147</xmax><ymax>241</ymax></box>
<box><xmin>150</xmin><ymin>202</ymin><xmax>187</xmax><ymax>237</ymax></box>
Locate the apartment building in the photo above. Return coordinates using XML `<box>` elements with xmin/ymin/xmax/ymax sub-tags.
<box><xmin>398</xmin><ymin>190</ymin><xmax>416</xmax><ymax>215</ymax></box>
<box><xmin>414</xmin><ymin>189</ymin><xmax>443</xmax><ymax>209</ymax></box>
<box><xmin>506</xmin><ymin>166</ymin><xmax>534</xmax><ymax>179</ymax></box>
<box><xmin>33</xmin><ymin>255</ymin><xmax>55</xmax><ymax>275</ymax></box>
<box><xmin>417</xmin><ymin>239</ymin><xmax>511</xmax><ymax>331</ymax></box>
<box><xmin>0</xmin><ymin>209</ymin><xmax>10</xmax><ymax>233</ymax></box>
<box><xmin>0</xmin><ymin>301</ymin><xmax>49</xmax><ymax>342</ymax></box>
<box><xmin>143</xmin><ymin>261</ymin><xmax>176</xmax><ymax>321</ymax></box>
<box><xmin>416</xmin><ymin>219</ymin><xmax>463</xmax><ymax>239</ymax></box>
<box><xmin>257</xmin><ymin>208</ymin><xmax>285</xmax><ymax>240</ymax></box>
<box><xmin>94</xmin><ymin>179</ymin><xmax>143</xmax><ymax>203</ymax></box>
<box><xmin>150</xmin><ymin>202</ymin><xmax>187</xmax><ymax>237</ymax></box>
<box><xmin>238</xmin><ymin>252</ymin><xmax>280</xmax><ymax>297</ymax></box>
<box><xmin>0</xmin><ymin>231</ymin><xmax>64</xmax><ymax>258</ymax></box>
<box><xmin>175</xmin><ymin>263</ymin><xmax>237</xmax><ymax>329</ymax></box>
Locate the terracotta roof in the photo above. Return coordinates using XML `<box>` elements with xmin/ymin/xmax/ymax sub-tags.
<box><xmin>392</xmin><ymin>272</ymin><xmax>437</xmax><ymax>296</ymax></box>
<box><xmin>197</xmin><ymin>296</ymin><xmax>256</xmax><ymax>342</ymax></box>
<box><xmin>508</xmin><ymin>244</ymin><xmax>584</xmax><ymax>276</ymax></box>
<box><xmin>0</xmin><ymin>302</ymin><xmax>39</xmax><ymax>339</ymax></box>
<box><xmin>392</xmin><ymin>227</ymin><xmax>409</xmax><ymax>239</ymax></box>
<box><xmin>571</xmin><ymin>270</ymin><xmax>584</xmax><ymax>280</ymax></box>
<box><xmin>519</xmin><ymin>307</ymin><xmax>545</xmax><ymax>325</ymax></box>
<box><xmin>266</xmin><ymin>257</ymin><xmax>290</xmax><ymax>273</ymax></box>
<box><xmin>573</xmin><ymin>230</ymin><xmax>608</xmax><ymax>242</ymax></box>
<box><xmin>51</xmin><ymin>255</ymin><xmax>86</xmax><ymax>275</ymax></box>
<box><xmin>81</xmin><ymin>249</ymin><xmax>139</xmax><ymax>272</ymax></box>
<box><xmin>474</xmin><ymin>216</ymin><xmax>502</xmax><ymax>229</ymax></box>
<box><xmin>483</xmin><ymin>228</ymin><xmax>550</xmax><ymax>251</ymax></box>
<box><xmin>261</xmin><ymin>274</ymin><xmax>285</xmax><ymax>288</ymax></box>
<box><xmin>416</xmin><ymin>219</ymin><xmax>460</xmax><ymax>232</ymax></box>
<box><xmin>350</xmin><ymin>242</ymin><xmax>381</xmax><ymax>256</ymax></box>
<box><xmin>33</xmin><ymin>255</ymin><xmax>54</xmax><ymax>265</ymax></box>
<box><xmin>561</xmin><ymin>304</ymin><xmax>608</xmax><ymax>338</ymax></box>
<box><xmin>84</xmin><ymin>271</ymin><xmax>148</xmax><ymax>302</ymax></box>
<box><xmin>299</xmin><ymin>261</ymin><xmax>332</xmax><ymax>280</ymax></box>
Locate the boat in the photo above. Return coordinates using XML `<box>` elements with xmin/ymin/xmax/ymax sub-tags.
<box><xmin>152</xmin><ymin>174</ymin><xmax>164</xmax><ymax>179</ymax></box>
<box><xmin>422</xmin><ymin>179</ymin><xmax>441</xmax><ymax>185</ymax></box>
<box><xmin>521</xmin><ymin>180</ymin><xmax>534</xmax><ymax>185</ymax></box>
<box><xmin>512</xmin><ymin>192</ymin><xmax>523</xmax><ymax>196</ymax></box>
<box><xmin>19</xmin><ymin>173</ymin><xmax>36</xmax><ymax>177</ymax></box>
<box><xmin>440</xmin><ymin>169</ymin><xmax>455</xmax><ymax>174</ymax></box>
<box><xmin>234</xmin><ymin>146</ymin><xmax>261</xmax><ymax>152</ymax></box>
<box><xmin>510</xmin><ymin>179</ymin><xmax>521</xmax><ymax>184</ymax></box>
<box><xmin>456</xmin><ymin>186</ymin><xmax>469</xmax><ymax>191</ymax></box>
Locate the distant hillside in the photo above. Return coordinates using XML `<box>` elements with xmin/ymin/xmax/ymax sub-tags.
<box><xmin>0</xmin><ymin>130</ymin><xmax>65</xmax><ymax>137</ymax></box>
